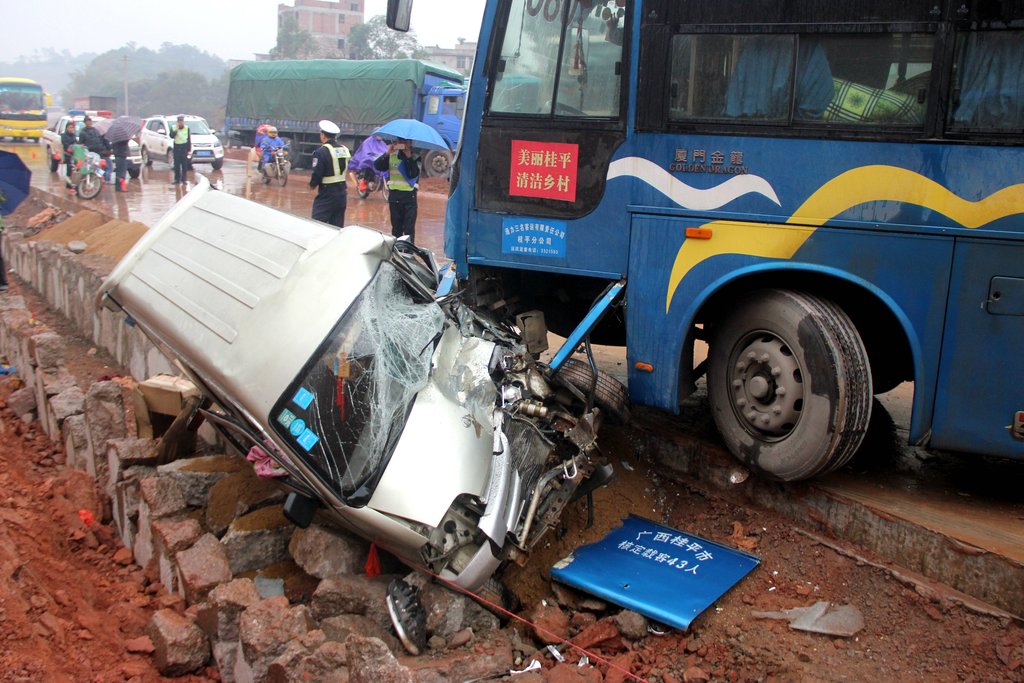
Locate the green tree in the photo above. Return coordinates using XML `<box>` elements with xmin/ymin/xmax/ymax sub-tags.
<box><xmin>57</xmin><ymin>44</ymin><xmax>230</xmax><ymax>127</ymax></box>
<box><xmin>271</xmin><ymin>15</ymin><xmax>320</xmax><ymax>60</ymax></box>
<box><xmin>348</xmin><ymin>15</ymin><xmax>424</xmax><ymax>60</ymax></box>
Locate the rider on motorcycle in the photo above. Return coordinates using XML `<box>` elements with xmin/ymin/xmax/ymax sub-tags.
<box><xmin>259</xmin><ymin>126</ymin><xmax>287</xmax><ymax>167</ymax></box>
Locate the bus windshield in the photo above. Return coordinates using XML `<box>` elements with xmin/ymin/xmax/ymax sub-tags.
<box><xmin>0</xmin><ymin>82</ymin><xmax>45</xmax><ymax>114</ymax></box>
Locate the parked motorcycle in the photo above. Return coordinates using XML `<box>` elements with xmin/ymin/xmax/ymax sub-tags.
<box><xmin>68</xmin><ymin>144</ymin><xmax>105</xmax><ymax>200</ymax></box>
<box><xmin>261</xmin><ymin>146</ymin><xmax>290</xmax><ymax>187</ymax></box>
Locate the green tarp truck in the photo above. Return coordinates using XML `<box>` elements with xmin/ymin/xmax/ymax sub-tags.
<box><xmin>225</xmin><ymin>59</ymin><xmax>466</xmax><ymax>175</ymax></box>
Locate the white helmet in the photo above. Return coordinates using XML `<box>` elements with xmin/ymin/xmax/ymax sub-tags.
<box><xmin>267</xmin><ymin>126</ymin><xmax>278</xmax><ymax>137</ymax></box>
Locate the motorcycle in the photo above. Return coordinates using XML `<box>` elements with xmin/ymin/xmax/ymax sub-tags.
<box><xmin>261</xmin><ymin>146</ymin><xmax>290</xmax><ymax>187</ymax></box>
<box><xmin>68</xmin><ymin>144</ymin><xmax>106</xmax><ymax>200</ymax></box>
<box><xmin>350</xmin><ymin>135</ymin><xmax>390</xmax><ymax>200</ymax></box>
<box><xmin>355</xmin><ymin>165</ymin><xmax>389</xmax><ymax>200</ymax></box>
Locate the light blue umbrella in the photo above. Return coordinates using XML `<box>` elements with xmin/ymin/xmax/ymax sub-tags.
<box><xmin>371</xmin><ymin>119</ymin><xmax>449</xmax><ymax>151</ymax></box>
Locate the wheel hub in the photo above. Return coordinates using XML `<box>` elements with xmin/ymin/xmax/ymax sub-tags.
<box><xmin>729</xmin><ymin>335</ymin><xmax>804</xmax><ymax>437</ymax></box>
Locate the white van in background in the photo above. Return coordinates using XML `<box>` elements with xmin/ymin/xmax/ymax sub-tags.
<box><xmin>140</xmin><ymin>115</ymin><xmax>225</xmax><ymax>170</ymax></box>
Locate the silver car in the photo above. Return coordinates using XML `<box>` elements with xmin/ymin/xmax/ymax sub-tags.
<box><xmin>97</xmin><ymin>178</ymin><xmax>623</xmax><ymax>641</ymax></box>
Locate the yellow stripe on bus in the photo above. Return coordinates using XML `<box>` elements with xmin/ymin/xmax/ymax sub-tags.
<box><xmin>666</xmin><ymin>165</ymin><xmax>1024</xmax><ymax>313</ymax></box>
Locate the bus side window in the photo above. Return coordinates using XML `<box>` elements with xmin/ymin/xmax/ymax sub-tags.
<box><xmin>668</xmin><ymin>31</ymin><xmax>932</xmax><ymax>129</ymax></box>
<box><xmin>949</xmin><ymin>30</ymin><xmax>1024</xmax><ymax>133</ymax></box>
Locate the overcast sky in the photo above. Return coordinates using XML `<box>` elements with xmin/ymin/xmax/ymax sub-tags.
<box><xmin>1</xmin><ymin>0</ymin><xmax>486</xmax><ymax>63</ymax></box>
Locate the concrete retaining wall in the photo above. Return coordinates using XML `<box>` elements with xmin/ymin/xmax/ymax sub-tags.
<box><xmin>2</xmin><ymin>228</ymin><xmax>175</xmax><ymax>381</ymax></box>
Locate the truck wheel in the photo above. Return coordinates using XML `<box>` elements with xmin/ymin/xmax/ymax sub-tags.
<box><xmin>424</xmin><ymin>150</ymin><xmax>451</xmax><ymax>177</ymax></box>
<box><xmin>707</xmin><ymin>289</ymin><xmax>872</xmax><ymax>481</ymax></box>
<box><xmin>166</xmin><ymin>149</ymin><xmax>174</xmax><ymax>167</ymax></box>
<box><xmin>212</xmin><ymin>158</ymin><xmax>223</xmax><ymax>171</ymax></box>
<box><xmin>48</xmin><ymin>151</ymin><xmax>59</xmax><ymax>173</ymax></box>
<box><xmin>128</xmin><ymin>166</ymin><xmax>140</xmax><ymax>180</ymax></box>
<box><xmin>142</xmin><ymin>147</ymin><xmax>152</xmax><ymax>167</ymax></box>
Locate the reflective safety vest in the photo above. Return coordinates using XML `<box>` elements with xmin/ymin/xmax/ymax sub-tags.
<box><xmin>173</xmin><ymin>125</ymin><xmax>189</xmax><ymax>145</ymax></box>
<box><xmin>386</xmin><ymin>153</ymin><xmax>416</xmax><ymax>191</ymax></box>
<box><xmin>321</xmin><ymin>144</ymin><xmax>350</xmax><ymax>184</ymax></box>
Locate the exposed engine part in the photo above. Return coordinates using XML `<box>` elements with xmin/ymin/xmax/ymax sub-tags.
<box><xmin>515</xmin><ymin>310</ymin><xmax>550</xmax><ymax>356</ymax></box>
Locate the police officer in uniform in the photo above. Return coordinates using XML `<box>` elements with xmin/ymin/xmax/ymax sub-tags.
<box><xmin>309</xmin><ymin>120</ymin><xmax>350</xmax><ymax>227</ymax></box>
<box><xmin>169</xmin><ymin>115</ymin><xmax>192</xmax><ymax>186</ymax></box>
<box><xmin>373</xmin><ymin>137</ymin><xmax>421</xmax><ymax>243</ymax></box>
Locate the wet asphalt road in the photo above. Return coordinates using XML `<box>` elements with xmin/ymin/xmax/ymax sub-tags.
<box><xmin>4</xmin><ymin>142</ymin><xmax>450</xmax><ymax>258</ymax></box>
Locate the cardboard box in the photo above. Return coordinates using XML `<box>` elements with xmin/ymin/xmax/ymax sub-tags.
<box><xmin>135</xmin><ymin>375</ymin><xmax>200</xmax><ymax>439</ymax></box>
<box><xmin>138</xmin><ymin>374</ymin><xmax>200</xmax><ymax>416</ymax></box>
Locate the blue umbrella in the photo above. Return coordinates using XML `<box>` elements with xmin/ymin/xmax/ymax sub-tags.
<box><xmin>371</xmin><ymin>119</ymin><xmax>450</xmax><ymax>152</ymax></box>
<box><xmin>0</xmin><ymin>151</ymin><xmax>31</xmax><ymax>217</ymax></box>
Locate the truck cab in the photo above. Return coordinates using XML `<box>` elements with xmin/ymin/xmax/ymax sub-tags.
<box><xmin>419</xmin><ymin>82</ymin><xmax>466</xmax><ymax>177</ymax></box>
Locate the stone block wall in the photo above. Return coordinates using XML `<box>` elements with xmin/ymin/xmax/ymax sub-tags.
<box><xmin>1</xmin><ymin>222</ymin><xmax>518</xmax><ymax>682</ymax></box>
<box><xmin>2</xmin><ymin>229</ymin><xmax>175</xmax><ymax>381</ymax></box>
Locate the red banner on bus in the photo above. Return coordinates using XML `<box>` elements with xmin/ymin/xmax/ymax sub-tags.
<box><xmin>509</xmin><ymin>139</ymin><xmax>579</xmax><ymax>202</ymax></box>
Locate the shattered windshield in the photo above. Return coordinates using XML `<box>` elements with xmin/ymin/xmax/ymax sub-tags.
<box><xmin>269</xmin><ymin>263</ymin><xmax>445</xmax><ymax>505</ymax></box>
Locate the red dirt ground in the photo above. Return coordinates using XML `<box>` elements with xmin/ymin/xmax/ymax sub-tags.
<box><xmin>1</xmin><ymin>194</ymin><xmax>1021</xmax><ymax>682</ymax></box>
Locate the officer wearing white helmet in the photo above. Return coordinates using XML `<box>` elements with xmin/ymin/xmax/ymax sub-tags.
<box><xmin>309</xmin><ymin>119</ymin><xmax>351</xmax><ymax>227</ymax></box>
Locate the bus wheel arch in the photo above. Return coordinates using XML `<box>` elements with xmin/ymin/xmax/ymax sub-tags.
<box><xmin>706</xmin><ymin>288</ymin><xmax>873</xmax><ymax>481</ymax></box>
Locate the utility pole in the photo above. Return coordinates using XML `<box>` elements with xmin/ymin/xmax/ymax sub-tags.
<box><xmin>122</xmin><ymin>54</ymin><xmax>129</xmax><ymax>116</ymax></box>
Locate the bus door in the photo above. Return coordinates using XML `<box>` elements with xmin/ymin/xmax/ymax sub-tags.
<box><xmin>470</xmin><ymin>0</ymin><xmax>631</xmax><ymax>278</ymax></box>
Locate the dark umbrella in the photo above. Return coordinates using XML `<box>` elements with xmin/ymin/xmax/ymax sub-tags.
<box><xmin>0</xmin><ymin>151</ymin><xmax>31</xmax><ymax>217</ymax></box>
<box><xmin>95</xmin><ymin>116</ymin><xmax>143</xmax><ymax>144</ymax></box>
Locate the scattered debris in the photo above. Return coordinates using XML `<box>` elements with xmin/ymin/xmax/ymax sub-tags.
<box><xmin>752</xmin><ymin>601</ymin><xmax>865</xmax><ymax>637</ymax></box>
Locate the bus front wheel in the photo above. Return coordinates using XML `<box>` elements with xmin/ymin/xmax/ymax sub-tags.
<box><xmin>707</xmin><ymin>289</ymin><xmax>872</xmax><ymax>481</ymax></box>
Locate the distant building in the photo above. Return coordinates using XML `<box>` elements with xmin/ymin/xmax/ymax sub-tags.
<box><xmin>421</xmin><ymin>39</ymin><xmax>477</xmax><ymax>76</ymax></box>
<box><xmin>278</xmin><ymin>0</ymin><xmax>365</xmax><ymax>58</ymax></box>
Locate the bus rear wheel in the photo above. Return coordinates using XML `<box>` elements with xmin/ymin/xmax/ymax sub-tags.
<box><xmin>707</xmin><ymin>289</ymin><xmax>872</xmax><ymax>481</ymax></box>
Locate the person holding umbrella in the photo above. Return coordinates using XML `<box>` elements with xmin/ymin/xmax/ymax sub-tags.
<box><xmin>99</xmin><ymin>116</ymin><xmax>142</xmax><ymax>192</ymax></box>
<box><xmin>309</xmin><ymin>120</ymin><xmax>350</xmax><ymax>228</ymax></box>
<box><xmin>373</xmin><ymin>137</ymin><xmax>421</xmax><ymax>243</ymax></box>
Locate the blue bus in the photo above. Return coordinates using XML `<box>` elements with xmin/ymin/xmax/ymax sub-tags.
<box><xmin>390</xmin><ymin>0</ymin><xmax>1024</xmax><ymax>481</ymax></box>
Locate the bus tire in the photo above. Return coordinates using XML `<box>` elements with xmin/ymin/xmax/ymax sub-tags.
<box><xmin>557</xmin><ymin>357</ymin><xmax>631</xmax><ymax>425</ymax></box>
<box><xmin>707</xmin><ymin>289</ymin><xmax>872</xmax><ymax>481</ymax></box>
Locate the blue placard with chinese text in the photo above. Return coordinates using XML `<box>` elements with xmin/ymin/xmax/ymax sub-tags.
<box><xmin>550</xmin><ymin>515</ymin><xmax>760</xmax><ymax>630</ymax></box>
<box><xmin>501</xmin><ymin>218</ymin><xmax>567</xmax><ymax>259</ymax></box>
